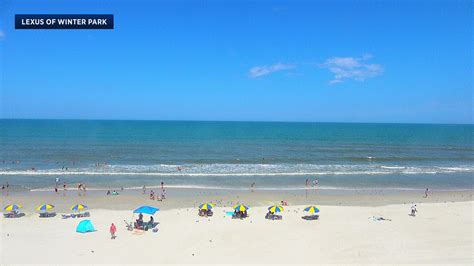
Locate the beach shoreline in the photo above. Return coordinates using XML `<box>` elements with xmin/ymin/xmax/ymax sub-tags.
<box><xmin>1</xmin><ymin>187</ymin><xmax>472</xmax><ymax>211</ymax></box>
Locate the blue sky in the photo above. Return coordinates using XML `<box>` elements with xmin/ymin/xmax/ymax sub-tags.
<box><xmin>0</xmin><ymin>0</ymin><xmax>471</xmax><ymax>123</ymax></box>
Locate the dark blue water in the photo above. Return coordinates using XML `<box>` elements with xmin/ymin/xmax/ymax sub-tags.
<box><xmin>0</xmin><ymin>120</ymin><xmax>472</xmax><ymax>191</ymax></box>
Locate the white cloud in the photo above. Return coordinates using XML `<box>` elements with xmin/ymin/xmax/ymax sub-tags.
<box><xmin>249</xmin><ymin>63</ymin><xmax>295</xmax><ymax>78</ymax></box>
<box><xmin>321</xmin><ymin>54</ymin><xmax>383</xmax><ymax>84</ymax></box>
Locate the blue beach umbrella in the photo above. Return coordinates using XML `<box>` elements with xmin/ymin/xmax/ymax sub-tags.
<box><xmin>133</xmin><ymin>206</ymin><xmax>159</xmax><ymax>215</ymax></box>
<box><xmin>268</xmin><ymin>205</ymin><xmax>284</xmax><ymax>213</ymax></box>
<box><xmin>233</xmin><ymin>204</ymin><xmax>249</xmax><ymax>212</ymax></box>
<box><xmin>70</xmin><ymin>204</ymin><xmax>88</xmax><ymax>211</ymax></box>
<box><xmin>199</xmin><ymin>203</ymin><xmax>214</xmax><ymax>210</ymax></box>
<box><xmin>4</xmin><ymin>204</ymin><xmax>22</xmax><ymax>211</ymax></box>
<box><xmin>37</xmin><ymin>204</ymin><xmax>54</xmax><ymax>211</ymax></box>
<box><xmin>304</xmin><ymin>206</ymin><xmax>320</xmax><ymax>214</ymax></box>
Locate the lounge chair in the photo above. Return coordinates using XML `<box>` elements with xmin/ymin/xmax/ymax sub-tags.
<box><xmin>198</xmin><ymin>210</ymin><xmax>214</xmax><ymax>217</ymax></box>
<box><xmin>302</xmin><ymin>215</ymin><xmax>319</xmax><ymax>220</ymax></box>
<box><xmin>265</xmin><ymin>212</ymin><xmax>282</xmax><ymax>220</ymax></box>
<box><xmin>3</xmin><ymin>211</ymin><xmax>25</xmax><ymax>218</ymax></box>
<box><xmin>39</xmin><ymin>212</ymin><xmax>56</xmax><ymax>218</ymax></box>
<box><xmin>62</xmin><ymin>214</ymin><xmax>71</xmax><ymax>219</ymax></box>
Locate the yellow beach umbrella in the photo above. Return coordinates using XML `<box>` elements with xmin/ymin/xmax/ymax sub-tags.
<box><xmin>199</xmin><ymin>203</ymin><xmax>214</xmax><ymax>210</ymax></box>
<box><xmin>233</xmin><ymin>204</ymin><xmax>249</xmax><ymax>212</ymax></box>
<box><xmin>268</xmin><ymin>205</ymin><xmax>284</xmax><ymax>213</ymax></box>
<box><xmin>4</xmin><ymin>204</ymin><xmax>22</xmax><ymax>211</ymax></box>
<box><xmin>70</xmin><ymin>204</ymin><xmax>88</xmax><ymax>211</ymax></box>
<box><xmin>37</xmin><ymin>204</ymin><xmax>55</xmax><ymax>211</ymax></box>
<box><xmin>304</xmin><ymin>206</ymin><xmax>320</xmax><ymax>214</ymax></box>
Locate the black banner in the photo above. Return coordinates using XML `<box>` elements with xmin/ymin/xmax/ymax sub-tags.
<box><xmin>15</xmin><ymin>14</ymin><xmax>114</xmax><ymax>29</ymax></box>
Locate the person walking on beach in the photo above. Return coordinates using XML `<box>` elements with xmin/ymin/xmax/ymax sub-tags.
<box><xmin>142</xmin><ymin>185</ymin><xmax>146</xmax><ymax>194</ymax></box>
<box><xmin>424</xmin><ymin>188</ymin><xmax>429</xmax><ymax>198</ymax></box>
<box><xmin>410</xmin><ymin>204</ymin><xmax>418</xmax><ymax>216</ymax></box>
<box><xmin>109</xmin><ymin>223</ymin><xmax>117</xmax><ymax>239</ymax></box>
<box><xmin>161</xmin><ymin>181</ymin><xmax>164</xmax><ymax>190</ymax></box>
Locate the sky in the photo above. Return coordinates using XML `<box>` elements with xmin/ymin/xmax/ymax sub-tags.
<box><xmin>0</xmin><ymin>0</ymin><xmax>472</xmax><ymax>124</ymax></box>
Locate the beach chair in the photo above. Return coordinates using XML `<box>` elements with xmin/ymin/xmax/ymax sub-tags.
<box><xmin>3</xmin><ymin>211</ymin><xmax>25</xmax><ymax>218</ymax></box>
<box><xmin>61</xmin><ymin>214</ymin><xmax>71</xmax><ymax>219</ymax></box>
<box><xmin>272</xmin><ymin>214</ymin><xmax>282</xmax><ymax>220</ymax></box>
<box><xmin>124</xmin><ymin>220</ymin><xmax>133</xmax><ymax>231</ymax></box>
<box><xmin>39</xmin><ymin>212</ymin><xmax>56</xmax><ymax>218</ymax></box>
<box><xmin>206</xmin><ymin>210</ymin><xmax>213</xmax><ymax>217</ymax></box>
<box><xmin>302</xmin><ymin>215</ymin><xmax>319</xmax><ymax>220</ymax></box>
<box><xmin>232</xmin><ymin>212</ymin><xmax>241</xmax><ymax>219</ymax></box>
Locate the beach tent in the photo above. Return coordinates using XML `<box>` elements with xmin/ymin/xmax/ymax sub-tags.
<box><xmin>76</xmin><ymin>219</ymin><xmax>96</xmax><ymax>233</ymax></box>
<box><xmin>133</xmin><ymin>206</ymin><xmax>159</xmax><ymax>215</ymax></box>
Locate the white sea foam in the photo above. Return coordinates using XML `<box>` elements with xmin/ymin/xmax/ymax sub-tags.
<box><xmin>1</xmin><ymin>163</ymin><xmax>473</xmax><ymax>177</ymax></box>
<box><xmin>29</xmin><ymin>184</ymin><xmax>472</xmax><ymax>193</ymax></box>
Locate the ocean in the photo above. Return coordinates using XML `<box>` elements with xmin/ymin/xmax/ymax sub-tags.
<box><xmin>0</xmin><ymin>120</ymin><xmax>472</xmax><ymax>192</ymax></box>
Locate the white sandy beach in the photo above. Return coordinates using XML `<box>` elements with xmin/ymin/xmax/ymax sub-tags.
<box><xmin>1</xmin><ymin>201</ymin><xmax>472</xmax><ymax>265</ymax></box>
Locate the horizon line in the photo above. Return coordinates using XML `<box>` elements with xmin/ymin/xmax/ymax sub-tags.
<box><xmin>0</xmin><ymin>118</ymin><xmax>472</xmax><ymax>126</ymax></box>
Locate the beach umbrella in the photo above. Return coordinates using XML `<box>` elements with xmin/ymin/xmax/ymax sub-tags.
<box><xmin>268</xmin><ymin>205</ymin><xmax>284</xmax><ymax>213</ymax></box>
<box><xmin>76</xmin><ymin>219</ymin><xmax>96</xmax><ymax>233</ymax></box>
<box><xmin>304</xmin><ymin>206</ymin><xmax>320</xmax><ymax>214</ymax></box>
<box><xmin>4</xmin><ymin>204</ymin><xmax>22</xmax><ymax>211</ymax></box>
<box><xmin>133</xmin><ymin>206</ymin><xmax>159</xmax><ymax>215</ymax></box>
<box><xmin>70</xmin><ymin>204</ymin><xmax>88</xmax><ymax>211</ymax></box>
<box><xmin>199</xmin><ymin>203</ymin><xmax>214</xmax><ymax>210</ymax></box>
<box><xmin>37</xmin><ymin>204</ymin><xmax>54</xmax><ymax>211</ymax></box>
<box><xmin>233</xmin><ymin>204</ymin><xmax>249</xmax><ymax>212</ymax></box>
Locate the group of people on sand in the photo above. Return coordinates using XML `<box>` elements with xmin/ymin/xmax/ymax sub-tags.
<box><xmin>143</xmin><ymin>182</ymin><xmax>167</xmax><ymax>201</ymax></box>
<box><xmin>134</xmin><ymin>212</ymin><xmax>156</xmax><ymax>230</ymax></box>
<box><xmin>149</xmin><ymin>189</ymin><xmax>166</xmax><ymax>201</ymax></box>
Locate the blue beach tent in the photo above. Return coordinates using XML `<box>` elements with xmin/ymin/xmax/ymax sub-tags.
<box><xmin>76</xmin><ymin>219</ymin><xmax>96</xmax><ymax>233</ymax></box>
<box><xmin>133</xmin><ymin>206</ymin><xmax>159</xmax><ymax>215</ymax></box>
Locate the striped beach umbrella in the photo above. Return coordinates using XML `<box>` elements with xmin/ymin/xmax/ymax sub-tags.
<box><xmin>233</xmin><ymin>204</ymin><xmax>249</xmax><ymax>212</ymax></box>
<box><xmin>4</xmin><ymin>204</ymin><xmax>22</xmax><ymax>211</ymax></box>
<box><xmin>268</xmin><ymin>205</ymin><xmax>284</xmax><ymax>213</ymax></box>
<box><xmin>37</xmin><ymin>204</ymin><xmax>55</xmax><ymax>211</ymax></box>
<box><xmin>304</xmin><ymin>206</ymin><xmax>320</xmax><ymax>214</ymax></box>
<box><xmin>70</xmin><ymin>204</ymin><xmax>88</xmax><ymax>211</ymax></box>
<box><xmin>199</xmin><ymin>203</ymin><xmax>214</xmax><ymax>210</ymax></box>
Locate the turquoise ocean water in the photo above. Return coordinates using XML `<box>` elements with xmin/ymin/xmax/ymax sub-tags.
<box><xmin>0</xmin><ymin>120</ymin><xmax>472</xmax><ymax>191</ymax></box>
